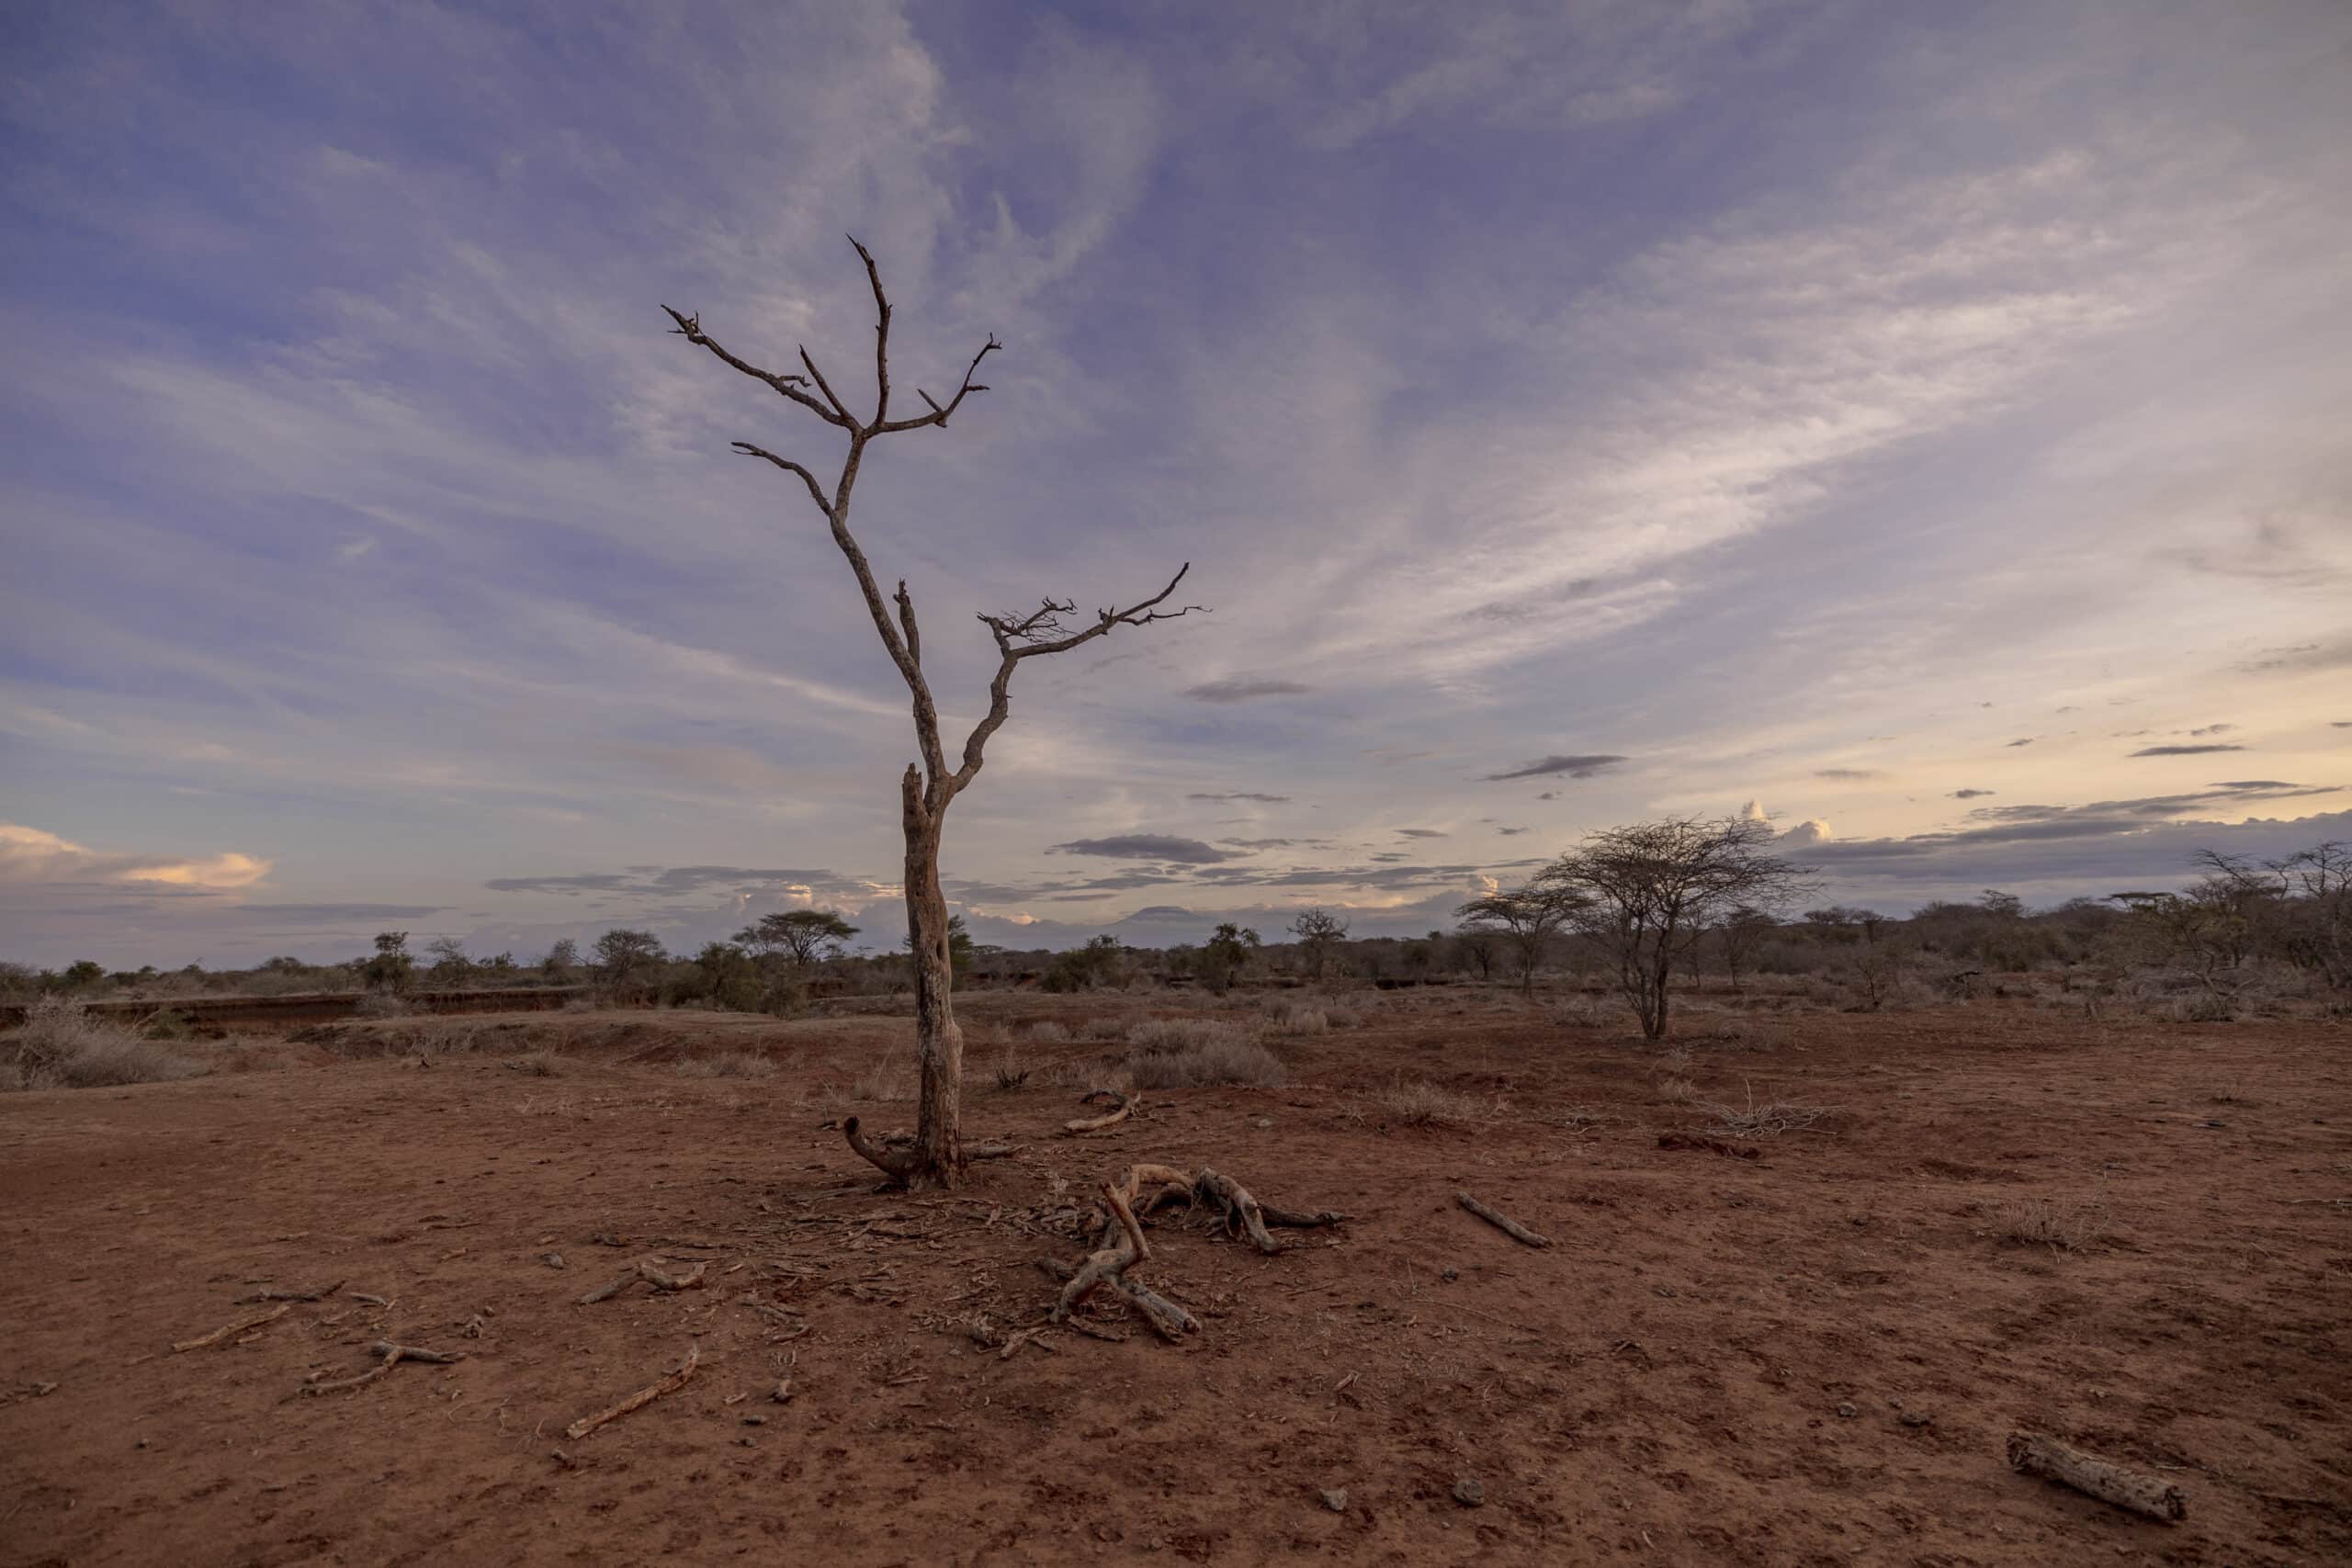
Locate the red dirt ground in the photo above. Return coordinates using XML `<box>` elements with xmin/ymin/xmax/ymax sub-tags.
<box><xmin>2</xmin><ymin>992</ymin><xmax>2347</xmax><ymax>1566</ymax></box>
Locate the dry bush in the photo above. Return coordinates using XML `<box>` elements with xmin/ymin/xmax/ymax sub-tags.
<box><xmin>506</xmin><ymin>1051</ymin><xmax>563</xmax><ymax>1077</ymax></box>
<box><xmin>1019</xmin><ymin>1021</ymin><xmax>1069</xmax><ymax>1044</ymax></box>
<box><xmin>1987</xmin><ymin>1196</ymin><xmax>2107</xmax><ymax>1251</ymax></box>
<box><xmin>991</xmin><ymin>1044</ymin><xmax>1030</xmax><ymax>1090</ymax></box>
<box><xmin>1554</xmin><ymin>995</ymin><xmax>1616</xmax><ymax>1028</ymax></box>
<box><xmin>1376</xmin><ymin>1077</ymin><xmax>1505</xmax><ymax>1127</ymax></box>
<box><xmin>1657</xmin><ymin>1074</ymin><xmax>1699</xmax><ymax>1103</ymax></box>
<box><xmin>1321</xmin><ymin>1002</ymin><xmax>1366</xmax><ymax>1029</ymax></box>
<box><xmin>1262</xmin><ymin>1003</ymin><xmax>1329</xmax><ymax>1036</ymax></box>
<box><xmin>1125</xmin><ymin>1036</ymin><xmax>1286</xmax><ymax>1089</ymax></box>
<box><xmin>355</xmin><ymin>991</ymin><xmax>412</xmax><ymax>1019</ymax></box>
<box><xmin>675</xmin><ymin>1051</ymin><xmax>776</xmax><ymax>1079</ymax></box>
<box><xmin>5</xmin><ymin>997</ymin><xmax>206</xmax><ymax>1091</ymax></box>
<box><xmin>1656</xmin><ymin>1044</ymin><xmax>1694</xmax><ymax>1076</ymax></box>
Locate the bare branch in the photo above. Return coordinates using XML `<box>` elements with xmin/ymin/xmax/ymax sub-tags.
<box><xmin>797</xmin><ymin>344</ymin><xmax>855</xmax><ymax>426</ymax></box>
<box><xmin>850</xmin><ymin>233</ymin><xmax>890</xmax><ymax>427</ymax></box>
<box><xmin>949</xmin><ymin>563</ymin><xmax>1204</xmax><ymax>795</ymax></box>
<box><xmin>894</xmin><ymin>579</ymin><xmax>922</xmax><ymax>669</ymax></box>
<box><xmin>662</xmin><ymin>305</ymin><xmax>852</xmax><ymax>430</ymax></box>
<box><xmin>874</xmin><ymin>334</ymin><xmax>1001</xmax><ymax>434</ymax></box>
<box><xmin>729</xmin><ymin>442</ymin><xmax>831</xmax><ymax>515</ymax></box>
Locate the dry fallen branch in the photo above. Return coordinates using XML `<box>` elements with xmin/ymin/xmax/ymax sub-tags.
<box><xmin>301</xmin><ymin>1340</ymin><xmax>464</xmax><ymax>1396</ymax></box>
<box><xmin>244</xmin><ymin>1277</ymin><xmax>346</xmax><ymax>1303</ymax></box>
<box><xmin>1456</xmin><ymin>1191</ymin><xmax>1553</xmax><ymax>1248</ymax></box>
<box><xmin>172</xmin><ymin>1303</ymin><xmax>290</xmax><ymax>1352</ymax></box>
<box><xmin>565</xmin><ymin>1343</ymin><xmax>699</xmax><ymax>1441</ymax></box>
<box><xmin>2007</xmin><ymin>1431</ymin><xmax>2186</xmax><ymax>1522</ymax></box>
<box><xmin>579</xmin><ymin>1258</ymin><xmax>708</xmax><ymax>1305</ymax></box>
<box><xmin>1051</xmin><ymin>1181</ymin><xmax>1199</xmax><ymax>1341</ymax></box>
<box><xmin>1063</xmin><ymin>1089</ymin><xmax>1136</xmax><ymax>1136</ymax></box>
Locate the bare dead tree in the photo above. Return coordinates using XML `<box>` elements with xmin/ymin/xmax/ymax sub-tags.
<box><xmin>666</xmin><ymin>240</ymin><xmax>1202</xmax><ymax>1189</ymax></box>
<box><xmin>1287</xmin><ymin>908</ymin><xmax>1348</xmax><ymax>980</ymax></box>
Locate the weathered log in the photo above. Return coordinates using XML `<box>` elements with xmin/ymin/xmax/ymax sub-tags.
<box><xmin>2006</xmin><ymin>1432</ymin><xmax>2185</xmax><ymax>1522</ymax></box>
<box><xmin>1196</xmin><ymin>1167</ymin><xmax>1282</xmax><ymax>1254</ymax></box>
<box><xmin>1456</xmin><ymin>1191</ymin><xmax>1552</xmax><ymax>1248</ymax></box>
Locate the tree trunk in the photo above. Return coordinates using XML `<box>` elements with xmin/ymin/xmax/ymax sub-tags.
<box><xmin>901</xmin><ymin>776</ymin><xmax>964</xmax><ymax>1188</ymax></box>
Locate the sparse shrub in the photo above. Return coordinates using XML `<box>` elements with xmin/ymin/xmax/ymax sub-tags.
<box><xmin>1657</xmin><ymin>1074</ymin><xmax>1699</xmax><ymax>1103</ymax></box>
<box><xmin>6</xmin><ymin>997</ymin><xmax>205</xmax><ymax>1090</ymax></box>
<box><xmin>1698</xmin><ymin>1082</ymin><xmax>1827</xmax><ymax>1137</ymax></box>
<box><xmin>1125</xmin><ymin>1036</ymin><xmax>1286</xmax><ymax>1089</ymax></box>
<box><xmin>1125</xmin><ymin>1017</ymin><xmax>1259</xmax><ymax>1054</ymax></box>
<box><xmin>1020</xmin><ymin>1021</ymin><xmax>1069</xmax><ymax>1044</ymax></box>
<box><xmin>991</xmin><ymin>1045</ymin><xmax>1030</xmax><ymax>1090</ymax></box>
<box><xmin>142</xmin><ymin>1007</ymin><xmax>194</xmax><ymax>1041</ymax></box>
<box><xmin>356</xmin><ymin>991</ymin><xmax>411</xmax><ymax>1020</ymax></box>
<box><xmin>2175</xmin><ymin>992</ymin><xmax>2234</xmax><ymax>1023</ymax></box>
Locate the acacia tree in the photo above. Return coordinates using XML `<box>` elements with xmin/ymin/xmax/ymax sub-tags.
<box><xmin>1455</xmin><ymin>876</ymin><xmax>1585</xmax><ymax>996</ymax></box>
<box><xmin>1552</xmin><ymin>817</ymin><xmax>1813</xmax><ymax>1041</ymax></box>
<box><xmin>1288</xmin><ymin>908</ymin><xmax>1348</xmax><ymax>979</ymax></box>
<box><xmin>667</xmin><ymin>242</ymin><xmax>1199</xmax><ymax>1189</ymax></box>
<box><xmin>737</xmin><ymin>908</ymin><xmax>859</xmax><ymax>972</ymax></box>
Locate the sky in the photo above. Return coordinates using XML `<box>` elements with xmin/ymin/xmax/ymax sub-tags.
<box><xmin>3</xmin><ymin>0</ymin><xmax>2348</xmax><ymax>968</ymax></box>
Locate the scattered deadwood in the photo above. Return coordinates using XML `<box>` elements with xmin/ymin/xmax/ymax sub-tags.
<box><xmin>1087</xmin><ymin>1163</ymin><xmax>1349</xmax><ymax>1256</ymax></box>
<box><xmin>578</xmin><ymin>1258</ymin><xmax>708</xmax><ymax>1306</ymax></box>
<box><xmin>1048</xmin><ymin>1163</ymin><xmax>1347</xmax><ymax>1342</ymax></box>
<box><xmin>172</xmin><ymin>1302</ymin><xmax>290</xmax><ymax>1353</ymax></box>
<box><xmin>564</xmin><ymin>1343</ymin><xmax>698</xmax><ymax>1441</ymax></box>
<box><xmin>301</xmin><ymin>1340</ymin><xmax>464</xmax><ymax>1396</ymax></box>
<box><xmin>2007</xmin><ymin>1432</ymin><xmax>2186</xmax><ymax>1522</ymax></box>
<box><xmin>1456</xmin><ymin>1191</ymin><xmax>1553</xmax><ymax>1249</ymax></box>
<box><xmin>1657</xmin><ymin>1131</ymin><xmax>1760</xmax><ymax>1161</ymax></box>
<box><xmin>1051</xmin><ymin>1180</ymin><xmax>1199</xmax><ymax>1341</ymax></box>
<box><xmin>244</xmin><ymin>1277</ymin><xmax>346</xmax><ymax>1303</ymax></box>
<box><xmin>1063</xmin><ymin>1089</ymin><xmax>1136</xmax><ymax>1136</ymax></box>
<box><xmin>350</xmin><ymin>1292</ymin><xmax>393</xmax><ymax>1309</ymax></box>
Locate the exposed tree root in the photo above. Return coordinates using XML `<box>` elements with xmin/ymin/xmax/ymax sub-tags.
<box><xmin>842</xmin><ymin>1115</ymin><xmax>1020</xmax><ymax>1188</ymax></box>
<box><xmin>2007</xmin><ymin>1431</ymin><xmax>2186</xmax><ymax>1522</ymax></box>
<box><xmin>565</xmin><ymin>1343</ymin><xmax>698</xmax><ymax>1440</ymax></box>
<box><xmin>301</xmin><ymin>1340</ymin><xmax>464</xmax><ymax>1396</ymax></box>
<box><xmin>1456</xmin><ymin>1191</ymin><xmax>1553</xmax><ymax>1248</ymax></box>
<box><xmin>578</xmin><ymin>1258</ymin><xmax>708</xmax><ymax>1305</ymax></box>
<box><xmin>172</xmin><ymin>1303</ymin><xmax>290</xmax><ymax>1352</ymax></box>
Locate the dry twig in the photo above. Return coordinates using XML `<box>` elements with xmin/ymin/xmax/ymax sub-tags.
<box><xmin>1456</xmin><ymin>1191</ymin><xmax>1553</xmax><ymax>1248</ymax></box>
<box><xmin>301</xmin><ymin>1340</ymin><xmax>464</xmax><ymax>1396</ymax></box>
<box><xmin>565</xmin><ymin>1344</ymin><xmax>700</xmax><ymax>1441</ymax></box>
<box><xmin>172</xmin><ymin>1303</ymin><xmax>290</xmax><ymax>1352</ymax></box>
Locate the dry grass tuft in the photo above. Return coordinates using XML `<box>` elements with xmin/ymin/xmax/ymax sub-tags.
<box><xmin>1019</xmin><ymin>1021</ymin><xmax>1069</xmax><ymax>1044</ymax></box>
<box><xmin>1699</xmin><ymin>1080</ymin><xmax>1828</xmax><ymax>1137</ymax></box>
<box><xmin>5</xmin><ymin>997</ymin><xmax>207</xmax><ymax>1091</ymax></box>
<box><xmin>1657</xmin><ymin>1075</ymin><xmax>1699</xmax><ymax>1103</ymax></box>
<box><xmin>851</xmin><ymin>1059</ymin><xmax>913</xmax><ymax>1102</ymax></box>
<box><xmin>1375</xmin><ymin>1077</ymin><xmax>1506</xmax><ymax>1127</ymax></box>
<box><xmin>675</xmin><ymin>1051</ymin><xmax>776</xmax><ymax>1080</ymax></box>
<box><xmin>1986</xmin><ymin>1196</ymin><xmax>2107</xmax><ymax>1251</ymax></box>
<box><xmin>991</xmin><ymin>1045</ymin><xmax>1030</xmax><ymax>1091</ymax></box>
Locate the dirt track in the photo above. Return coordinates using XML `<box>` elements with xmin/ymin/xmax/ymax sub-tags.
<box><xmin>3</xmin><ymin>995</ymin><xmax>2347</xmax><ymax>1565</ymax></box>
